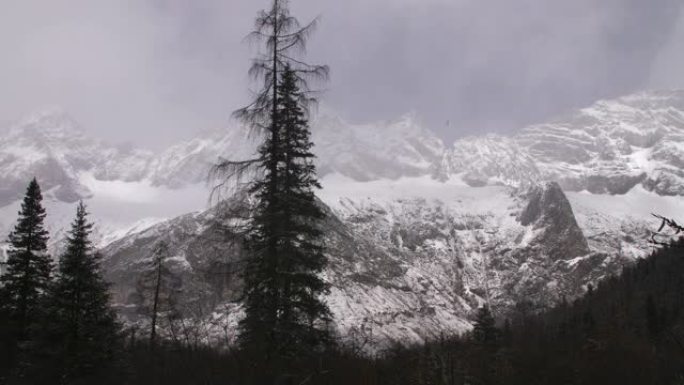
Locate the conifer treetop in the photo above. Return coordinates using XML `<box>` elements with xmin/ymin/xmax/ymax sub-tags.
<box><xmin>210</xmin><ymin>0</ymin><xmax>328</xmax><ymax>195</ymax></box>
<box><xmin>0</xmin><ymin>178</ymin><xmax>52</xmax><ymax>339</ymax></box>
<box><xmin>235</xmin><ymin>0</ymin><xmax>329</xmax><ymax>133</ymax></box>
<box><xmin>63</xmin><ymin>201</ymin><xmax>94</xmax><ymax>257</ymax></box>
<box><xmin>8</xmin><ymin>177</ymin><xmax>49</xmax><ymax>253</ymax></box>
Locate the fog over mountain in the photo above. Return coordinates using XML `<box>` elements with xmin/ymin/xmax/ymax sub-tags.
<box><xmin>4</xmin><ymin>2</ymin><xmax>684</xmax><ymax>382</ymax></box>
<box><xmin>1</xmin><ymin>0</ymin><xmax>684</xmax><ymax>147</ymax></box>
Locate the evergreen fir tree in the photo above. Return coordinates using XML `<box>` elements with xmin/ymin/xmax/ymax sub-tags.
<box><xmin>0</xmin><ymin>178</ymin><xmax>51</xmax><ymax>345</ymax></box>
<box><xmin>211</xmin><ymin>0</ymin><xmax>331</xmax><ymax>361</ymax></box>
<box><xmin>645</xmin><ymin>294</ymin><xmax>660</xmax><ymax>339</ymax></box>
<box><xmin>473</xmin><ymin>306</ymin><xmax>498</xmax><ymax>346</ymax></box>
<box><xmin>237</xmin><ymin>117</ymin><xmax>283</xmax><ymax>356</ymax></box>
<box><xmin>276</xmin><ymin>66</ymin><xmax>330</xmax><ymax>354</ymax></box>
<box><xmin>0</xmin><ymin>303</ymin><xmax>9</xmax><ymax>372</ymax></box>
<box><xmin>39</xmin><ymin>202</ymin><xmax>121</xmax><ymax>382</ymax></box>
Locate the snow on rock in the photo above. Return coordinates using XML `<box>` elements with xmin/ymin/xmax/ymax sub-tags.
<box><xmin>312</xmin><ymin>112</ymin><xmax>445</xmax><ymax>181</ymax></box>
<box><xmin>511</xmin><ymin>90</ymin><xmax>684</xmax><ymax>195</ymax></box>
<box><xmin>3</xmin><ymin>90</ymin><xmax>684</xmax><ymax>206</ymax></box>
<box><xmin>2</xmin><ymin>90</ymin><xmax>684</xmax><ymax>347</ymax></box>
<box><xmin>0</xmin><ymin>107</ymin><xmax>153</xmax><ymax>206</ymax></box>
<box><xmin>100</xmin><ymin>177</ymin><xmax>649</xmax><ymax>347</ymax></box>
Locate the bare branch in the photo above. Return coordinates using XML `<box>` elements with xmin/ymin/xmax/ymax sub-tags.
<box><xmin>208</xmin><ymin>158</ymin><xmax>261</xmax><ymax>204</ymax></box>
<box><xmin>650</xmin><ymin>214</ymin><xmax>684</xmax><ymax>247</ymax></box>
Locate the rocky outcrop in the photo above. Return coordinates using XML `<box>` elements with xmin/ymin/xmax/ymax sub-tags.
<box><xmin>0</xmin><ymin>108</ymin><xmax>152</xmax><ymax>206</ymax></box>
<box><xmin>2</xmin><ymin>90</ymin><xmax>684</xmax><ymax>210</ymax></box>
<box><xmin>446</xmin><ymin>90</ymin><xmax>684</xmax><ymax>196</ymax></box>
<box><xmin>1</xmin><ymin>90</ymin><xmax>679</xmax><ymax>347</ymax></box>
<box><xmin>518</xmin><ymin>182</ymin><xmax>590</xmax><ymax>261</ymax></box>
<box><xmin>101</xmin><ymin>183</ymin><xmax>635</xmax><ymax>347</ymax></box>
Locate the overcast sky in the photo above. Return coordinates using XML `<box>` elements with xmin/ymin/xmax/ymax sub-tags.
<box><xmin>1</xmin><ymin>0</ymin><xmax>683</xmax><ymax>148</ymax></box>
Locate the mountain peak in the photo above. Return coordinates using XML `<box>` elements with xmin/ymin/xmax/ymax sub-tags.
<box><xmin>9</xmin><ymin>106</ymin><xmax>86</xmax><ymax>140</ymax></box>
<box><xmin>619</xmin><ymin>89</ymin><xmax>684</xmax><ymax>103</ymax></box>
<box><xmin>390</xmin><ymin>110</ymin><xmax>420</xmax><ymax>125</ymax></box>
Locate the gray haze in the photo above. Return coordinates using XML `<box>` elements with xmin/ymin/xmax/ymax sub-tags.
<box><xmin>1</xmin><ymin>0</ymin><xmax>683</xmax><ymax>148</ymax></box>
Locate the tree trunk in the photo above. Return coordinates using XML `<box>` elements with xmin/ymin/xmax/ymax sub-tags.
<box><xmin>150</xmin><ymin>258</ymin><xmax>162</xmax><ymax>346</ymax></box>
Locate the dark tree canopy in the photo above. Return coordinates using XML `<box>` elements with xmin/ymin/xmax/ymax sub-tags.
<box><xmin>37</xmin><ymin>202</ymin><xmax>121</xmax><ymax>382</ymax></box>
<box><xmin>238</xmin><ymin>66</ymin><xmax>331</xmax><ymax>359</ymax></box>
<box><xmin>209</xmin><ymin>0</ymin><xmax>332</xmax><ymax>364</ymax></box>
<box><xmin>472</xmin><ymin>306</ymin><xmax>498</xmax><ymax>346</ymax></box>
<box><xmin>0</xmin><ymin>178</ymin><xmax>52</xmax><ymax>340</ymax></box>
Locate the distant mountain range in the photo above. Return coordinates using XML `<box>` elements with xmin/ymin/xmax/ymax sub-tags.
<box><xmin>1</xmin><ymin>90</ymin><xmax>683</xmax><ymax>347</ymax></box>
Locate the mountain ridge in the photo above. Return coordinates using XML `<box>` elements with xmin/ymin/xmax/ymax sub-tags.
<box><xmin>1</xmin><ymin>90</ymin><xmax>683</xmax><ymax>346</ymax></box>
<box><xmin>2</xmin><ymin>89</ymin><xmax>683</xmax><ymax>207</ymax></box>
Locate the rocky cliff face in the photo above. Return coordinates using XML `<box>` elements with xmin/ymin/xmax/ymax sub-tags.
<box><xmin>0</xmin><ymin>108</ymin><xmax>152</xmax><ymax>206</ymax></box>
<box><xmin>518</xmin><ymin>183</ymin><xmax>590</xmax><ymax>261</ymax></box>
<box><xmin>448</xmin><ymin>90</ymin><xmax>684</xmax><ymax>195</ymax></box>
<box><xmin>101</xmin><ymin>181</ymin><xmax>638</xmax><ymax>347</ymax></box>
<box><xmin>2</xmin><ymin>90</ymin><xmax>683</xmax><ymax>208</ymax></box>
<box><xmin>1</xmin><ymin>90</ymin><xmax>682</xmax><ymax>347</ymax></box>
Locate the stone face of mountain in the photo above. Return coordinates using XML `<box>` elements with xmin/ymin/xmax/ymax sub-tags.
<box><xmin>518</xmin><ymin>183</ymin><xmax>590</xmax><ymax>261</ymax></box>
<box><xmin>449</xmin><ymin>90</ymin><xmax>684</xmax><ymax>195</ymax></box>
<box><xmin>312</xmin><ymin>113</ymin><xmax>445</xmax><ymax>181</ymax></box>
<box><xmin>145</xmin><ymin>90</ymin><xmax>684</xmax><ymax>195</ymax></box>
<box><xmin>2</xmin><ymin>90</ymin><xmax>683</xmax><ymax>209</ymax></box>
<box><xmin>100</xmin><ymin>181</ymin><xmax>639</xmax><ymax>346</ymax></box>
<box><xmin>0</xmin><ymin>108</ymin><xmax>152</xmax><ymax>206</ymax></box>
<box><xmin>143</xmin><ymin>112</ymin><xmax>446</xmax><ymax>187</ymax></box>
<box><xmin>0</xmin><ymin>109</ymin><xmax>444</xmax><ymax>197</ymax></box>
<box><xmin>447</xmin><ymin>135</ymin><xmax>541</xmax><ymax>188</ymax></box>
<box><xmin>1</xmin><ymin>90</ymin><xmax>683</xmax><ymax>346</ymax></box>
<box><xmin>101</xmin><ymin>208</ymin><xmax>241</xmax><ymax>321</ymax></box>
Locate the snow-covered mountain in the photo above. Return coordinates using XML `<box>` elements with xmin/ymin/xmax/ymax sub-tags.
<box><xmin>101</xmin><ymin>175</ymin><xmax>680</xmax><ymax>347</ymax></box>
<box><xmin>3</xmin><ymin>90</ymin><xmax>683</xmax><ymax>205</ymax></box>
<box><xmin>1</xmin><ymin>90</ymin><xmax>683</xmax><ymax>346</ymax></box>
<box><xmin>141</xmin><ymin>89</ymin><xmax>684</xmax><ymax>194</ymax></box>
<box><xmin>0</xmin><ymin>107</ymin><xmax>153</xmax><ymax>205</ymax></box>
<box><xmin>448</xmin><ymin>90</ymin><xmax>684</xmax><ymax>195</ymax></box>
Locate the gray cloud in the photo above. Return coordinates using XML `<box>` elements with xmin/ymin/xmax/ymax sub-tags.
<box><xmin>649</xmin><ymin>10</ymin><xmax>684</xmax><ymax>89</ymax></box>
<box><xmin>0</xmin><ymin>0</ymin><xmax>682</xmax><ymax>147</ymax></box>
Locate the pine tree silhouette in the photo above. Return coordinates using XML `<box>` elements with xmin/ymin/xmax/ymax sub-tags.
<box><xmin>473</xmin><ymin>306</ymin><xmax>498</xmax><ymax>346</ymax></box>
<box><xmin>39</xmin><ymin>202</ymin><xmax>121</xmax><ymax>382</ymax></box>
<box><xmin>269</xmin><ymin>66</ymin><xmax>331</xmax><ymax>354</ymax></box>
<box><xmin>0</xmin><ymin>178</ymin><xmax>52</xmax><ymax>344</ymax></box>
<box><xmin>212</xmin><ymin>0</ymin><xmax>332</xmax><ymax>361</ymax></box>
